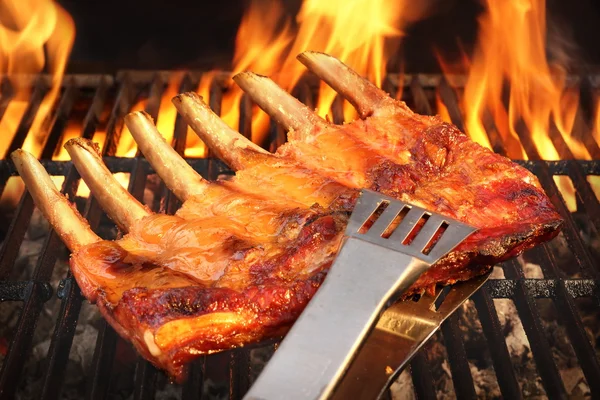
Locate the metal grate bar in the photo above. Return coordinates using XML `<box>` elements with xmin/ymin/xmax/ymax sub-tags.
<box><xmin>525</xmin><ymin>229</ymin><xmax>600</xmax><ymax>394</ymax></box>
<box><xmin>0</xmin><ymin>78</ymin><xmax>49</xmax><ymax>197</ymax></box>
<box><xmin>513</xmin><ymin>119</ymin><xmax>543</xmax><ymax>160</ymax></box>
<box><xmin>229</xmin><ymin>350</ymin><xmax>251</xmax><ymax>400</ymax></box>
<box><xmin>36</xmin><ymin>142</ymin><xmax>110</xmax><ymax>400</ymax></box>
<box><xmin>440</xmin><ymin>314</ymin><xmax>477</xmax><ymax>399</ymax></box>
<box><xmin>554</xmin><ymin>281</ymin><xmax>600</xmax><ymax>395</ymax></box>
<box><xmin>565</xmin><ymin>167</ymin><xmax>600</xmax><ymax>232</ymax></box>
<box><xmin>382</xmin><ymin>74</ymin><xmax>398</xmax><ymax>100</ymax></box>
<box><xmin>0</xmin><ymin>78</ymin><xmax>15</xmax><ymax>123</ymax></box>
<box><xmin>532</xmin><ymin>162</ymin><xmax>599</xmax><ymax>278</ymax></box>
<box><xmin>39</xmin><ymin>79</ymin><xmax>80</xmax><ymax>160</ymax></box>
<box><xmin>200</xmin><ymin>75</ymin><xmax>238</xmax><ymax>396</ymax></box>
<box><xmin>409</xmin><ymin>352</ymin><xmax>437</xmax><ymax>399</ymax></box>
<box><xmin>503</xmin><ymin>260</ymin><xmax>568</xmax><ymax>397</ymax></box>
<box><xmin>484</xmin><ymin>278</ymin><xmax>598</xmax><ymax>298</ymax></box>
<box><xmin>144</xmin><ymin>73</ymin><xmax>165</xmax><ymax>122</ymax></box>
<box><xmin>0</xmin><ymin>170</ymin><xmax>81</xmax><ymax>397</ymax></box>
<box><xmin>0</xmin><ymin>281</ymin><xmax>38</xmax><ymax>301</ymax></box>
<box><xmin>6</xmin><ymin>77</ymin><xmax>49</xmax><ymax>156</ymax></box>
<box><xmin>228</xmin><ymin>82</ymin><xmax>253</xmax><ymax>399</ymax></box>
<box><xmin>0</xmin><ymin>76</ymin><xmax>108</xmax><ymax>397</ymax></box>
<box><xmin>574</xmin><ymin>78</ymin><xmax>600</xmax><ymax>159</ymax></box>
<box><xmin>480</xmin><ymin>109</ymin><xmax>510</xmax><ymax>157</ymax></box>
<box><xmin>39</xmin><ymin>274</ymin><xmax>84</xmax><ymax>400</ymax></box>
<box><xmin>409</xmin><ymin>76</ymin><xmax>432</xmax><ymax>116</ymax></box>
<box><xmin>171</xmin><ymin>74</ymin><xmax>197</xmax><ymax>155</ymax></box>
<box><xmin>206</xmin><ymin>76</ymin><xmax>225</xmax><ymax>180</ymax></box>
<box><xmin>471</xmin><ymin>289</ymin><xmax>522</xmax><ymax>399</ymax></box>
<box><xmin>0</xmin><ymin>282</ymin><xmax>54</xmax><ymax>399</ymax></box>
<box><xmin>548</xmin><ymin>122</ymin><xmax>575</xmax><ymax>159</ymax></box>
<box><xmin>130</xmin><ymin>73</ymin><xmax>200</xmax><ymax>397</ymax></box>
<box><xmin>102</xmin><ymin>74</ymin><xmax>135</xmax><ymax>157</ymax></box>
<box><xmin>182</xmin><ymin>359</ymin><xmax>205</xmax><ymax>400</ymax></box>
<box><xmin>0</xmin><ymin>193</ymin><xmax>34</xmax><ymax>280</ymax></box>
<box><xmin>121</xmin><ymin>77</ymin><xmax>170</xmax><ymax>397</ymax></box>
<box><xmin>163</xmin><ymin>72</ymin><xmax>198</xmax><ymax>215</ymax></box>
<box><xmin>39</xmin><ymin>78</ymin><xmax>123</xmax><ymax>398</ymax></box>
<box><xmin>86</xmin><ymin>320</ymin><xmax>119</xmax><ymax>400</ymax></box>
<box><xmin>239</xmin><ymin>94</ymin><xmax>253</xmax><ymax>141</ymax></box>
<box><xmin>133</xmin><ymin>361</ymin><xmax>158</xmax><ymax>400</ymax></box>
<box><xmin>438</xmin><ymin>78</ymin><xmax>465</xmax><ymax>132</ymax></box>
<box><xmin>81</xmin><ymin>78</ymin><xmax>111</xmax><ymax>141</ymax></box>
<box><xmin>85</xmin><ymin>78</ymin><xmax>138</xmax><ymax>399</ymax></box>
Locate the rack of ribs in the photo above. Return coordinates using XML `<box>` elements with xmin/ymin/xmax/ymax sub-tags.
<box><xmin>11</xmin><ymin>52</ymin><xmax>563</xmax><ymax>381</ymax></box>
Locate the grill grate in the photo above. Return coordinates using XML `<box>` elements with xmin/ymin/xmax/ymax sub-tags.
<box><xmin>0</xmin><ymin>72</ymin><xmax>598</xmax><ymax>399</ymax></box>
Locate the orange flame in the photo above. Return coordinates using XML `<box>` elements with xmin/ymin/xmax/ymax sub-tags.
<box><xmin>196</xmin><ymin>0</ymin><xmax>433</xmax><ymax>145</ymax></box>
<box><xmin>0</xmin><ymin>0</ymin><xmax>74</xmax><ymax>158</ymax></box>
<box><xmin>0</xmin><ymin>0</ymin><xmax>74</xmax><ymax>207</ymax></box>
<box><xmin>118</xmin><ymin>72</ymin><xmax>187</xmax><ymax>157</ymax></box>
<box><xmin>439</xmin><ymin>0</ymin><xmax>591</xmax><ymax>162</ymax></box>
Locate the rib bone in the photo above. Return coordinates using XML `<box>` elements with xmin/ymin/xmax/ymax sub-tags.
<box><xmin>124</xmin><ymin>111</ymin><xmax>208</xmax><ymax>201</ymax></box>
<box><xmin>65</xmin><ymin>138</ymin><xmax>151</xmax><ymax>232</ymax></box>
<box><xmin>233</xmin><ymin>72</ymin><xmax>328</xmax><ymax>135</ymax></box>
<box><xmin>297</xmin><ymin>51</ymin><xmax>394</xmax><ymax>118</ymax></box>
<box><xmin>10</xmin><ymin>149</ymin><xmax>100</xmax><ymax>251</ymax></box>
<box><xmin>172</xmin><ymin>92</ymin><xmax>273</xmax><ymax>170</ymax></box>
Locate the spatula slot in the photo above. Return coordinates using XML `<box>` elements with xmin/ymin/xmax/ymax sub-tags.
<box><xmin>402</xmin><ymin>213</ymin><xmax>431</xmax><ymax>245</ymax></box>
<box><xmin>380</xmin><ymin>206</ymin><xmax>411</xmax><ymax>238</ymax></box>
<box><xmin>422</xmin><ymin>221</ymin><xmax>449</xmax><ymax>255</ymax></box>
<box><xmin>358</xmin><ymin>200</ymin><xmax>390</xmax><ymax>234</ymax></box>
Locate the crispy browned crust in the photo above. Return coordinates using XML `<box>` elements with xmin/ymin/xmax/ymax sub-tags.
<box><xmin>70</xmin><ymin>212</ymin><xmax>345</xmax><ymax>380</ymax></box>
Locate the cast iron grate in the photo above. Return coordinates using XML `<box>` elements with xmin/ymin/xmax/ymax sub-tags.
<box><xmin>0</xmin><ymin>72</ymin><xmax>598</xmax><ymax>399</ymax></box>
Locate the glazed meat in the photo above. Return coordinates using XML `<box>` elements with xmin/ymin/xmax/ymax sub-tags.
<box><xmin>12</xmin><ymin>51</ymin><xmax>563</xmax><ymax>381</ymax></box>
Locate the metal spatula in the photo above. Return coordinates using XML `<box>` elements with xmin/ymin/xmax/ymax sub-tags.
<box><xmin>244</xmin><ymin>189</ymin><xmax>477</xmax><ymax>400</ymax></box>
<box><xmin>332</xmin><ymin>270</ymin><xmax>491</xmax><ymax>400</ymax></box>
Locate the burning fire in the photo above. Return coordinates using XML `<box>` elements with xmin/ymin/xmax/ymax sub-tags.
<box><xmin>437</xmin><ymin>0</ymin><xmax>590</xmax><ymax>161</ymax></box>
<box><xmin>0</xmin><ymin>0</ymin><xmax>74</xmax><ymax>206</ymax></box>
<box><xmin>435</xmin><ymin>0</ymin><xmax>600</xmax><ymax>210</ymax></box>
<box><xmin>0</xmin><ymin>0</ymin><xmax>598</xmax><ymax>210</ymax></box>
<box><xmin>194</xmin><ymin>0</ymin><xmax>433</xmax><ymax>145</ymax></box>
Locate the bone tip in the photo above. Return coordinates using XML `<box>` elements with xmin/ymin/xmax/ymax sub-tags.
<box><xmin>10</xmin><ymin>149</ymin><xmax>30</xmax><ymax>175</ymax></box>
<box><xmin>233</xmin><ymin>71</ymin><xmax>268</xmax><ymax>83</ymax></box>
<box><xmin>297</xmin><ymin>50</ymin><xmax>332</xmax><ymax>64</ymax></box>
<box><xmin>125</xmin><ymin>110</ymin><xmax>154</xmax><ymax>125</ymax></box>
<box><xmin>173</xmin><ymin>91</ymin><xmax>203</xmax><ymax>105</ymax></box>
<box><xmin>10</xmin><ymin>148</ymin><xmax>27</xmax><ymax>163</ymax></box>
<box><xmin>64</xmin><ymin>138</ymin><xmax>101</xmax><ymax>157</ymax></box>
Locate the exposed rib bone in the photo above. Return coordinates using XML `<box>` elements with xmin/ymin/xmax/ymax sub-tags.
<box><xmin>11</xmin><ymin>149</ymin><xmax>101</xmax><ymax>251</ymax></box>
<box><xmin>297</xmin><ymin>51</ymin><xmax>393</xmax><ymax>118</ymax></box>
<box><xmin>65</xmin><ymin>138</ymin><xmax>151</xmax><ymax>232</ymax></box>
<box><xmin>172</xmin><ymin>92</ymin><xmax>273</xmax><ymax>170</ymax></box>
<box><xmin>124</xmin><ymin>111</ymin><xmax>208</xmax><ymax>201</ymax></box>
<box><xmin>233</xmin><ymin>72</ymin><xmax>328</xmax><ymax>134</ymax></box>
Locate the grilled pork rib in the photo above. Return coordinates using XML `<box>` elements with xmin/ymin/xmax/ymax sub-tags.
<box><xmin>12</xmin><ymin>51</ymin><xmax>562</xmax><ymax>381</ymax></box>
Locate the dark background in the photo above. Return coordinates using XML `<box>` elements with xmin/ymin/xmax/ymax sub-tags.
<box><xmin>57</xmin><ymin>0</ymin><xmax>600</xmax><ymax>73</ymax></box>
